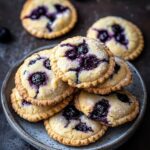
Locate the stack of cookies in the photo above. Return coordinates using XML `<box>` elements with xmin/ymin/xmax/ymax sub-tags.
<box><xmin>11</xmin><ymin>36</ymin><xmax>139</xmax><ymax>146</ymax></box>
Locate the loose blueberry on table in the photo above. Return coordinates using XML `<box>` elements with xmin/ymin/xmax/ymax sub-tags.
<box><xmin>61</xmin><ymin>40</ymin><xmax>108</xmax><ymax>83</ymax></box>
<box><xmin>25</xmin><ymin>4</ymin><xmax>69</xmax><ymax>32</ymax></box>
<box><xmin>89</xmin><ymin>99</ymin><xmax>110</xmax><ymax>124</ymax></box>
<box><xmin>0</xmin><ymin>26</ymin><xmax>11</xmax><ymax>43</ymax></box>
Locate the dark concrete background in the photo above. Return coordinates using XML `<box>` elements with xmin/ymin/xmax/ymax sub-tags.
<box><xmin>0</xmin><ymin>0</ymin><xmax>150</xmax><ymax>149</ymax></box>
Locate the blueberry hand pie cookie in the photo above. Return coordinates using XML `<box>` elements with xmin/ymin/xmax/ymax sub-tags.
<box><xmin>87</xmin><ymin>16</ymin><xmax>144</xmax><ymax>60</ymax></box>
<box><xmin>15</xmin><ymin>49</ymin><xmax>74</xmax><ymax>106</ymax></box>
<box><xmin>11</xmin><ymin>88</ymin><xmax>71</xmax><ymax>122</ymax></box>
<box><xmin>20</xmin><ymin>0</ymin><xmax>77</xmax><ymax>39</ymax></box>
<box><xmin>44</xmin><ymin>104</ymin><xmax>107</xmax><ymax>146</ymax></box>
<box><xmin>85</xmin><ymin>57</ymin><xmax>132</xmax><ymax>94</ymax></box>
<box><xmin>75</xmin><ymin>91</ymin><xmax>139</xmax><ymax>127</ymax></box>
<box><xmin>51</xmin><ymin>36</ymin><xmax>115</xmax><ymax>88</ymax></box>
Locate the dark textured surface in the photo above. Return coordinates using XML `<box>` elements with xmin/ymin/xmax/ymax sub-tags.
<box><xmin>0</xmin><ymin>0</ymin><xmax>149</xmax><ymax>150</ymax></box>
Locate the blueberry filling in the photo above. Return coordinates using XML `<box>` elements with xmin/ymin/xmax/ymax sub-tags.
<box><xmin>89</xmin><ymin>99</ymin><xmax>109</xmax><ymax>124</ymax></box>
<box><xmin>62</xmin><ymin>40</ymin><xmax>108</xmax><ymax>83</ymax></box>
<box><xmin>25</xmin><ymin>4</ymin><xmax>69</xmax><ymax>32</ymax></box>
<box><xmin>116</xmin><ymin>93</ymin><xmax>131</xmax><ymax>104</ymax></box>
<box><xmin>28</xmin><ymin>55</ymin><xmax>45</xmax><ymax>66</ymax></box>
<box><xmin>22</xmin><ymin>100</ymin><xmax>31</xmax><ymax>106</ymax></box>
<box><xmin>94</xmin><ymin>29</ymin><xmax>109</xmax><ymax>43</ymax></box>
<box><xmin>43</xmin><ymin>59</ymin><xmax>51</xmax><ymax>70</ymax></box>
<box><xmin>79</xmin><ymin>55</ymin><xmax>100</xmax><ymax>70</ymax></box>
<box><xmin>62</xmin><ymin>105</ymin><xmax>82</xmax><ymax>121</ymax></box>
<box><xmin>112</xmin><ymin>24</ymin><xmax>124</xmax><ymax>35</ymax></box>
<box><xmin>115</xmin><ymin>33</ymin><xmax>128</xmax><ymax>45</ymax></box>
<box><xmin>54</xmin><ymin>4</ymin><xmax>68</xmax><ymax>13</ymax></box>
<box><xmin>74</xmin><ymin>122</ymin><xmax>93</xmax><ymax>132</ymax></box>
<box><xmin>93</xmin><ymin>23</ymin><xmax>128</xmax><ymax>47</ymax></box>
<box><xmin>63</xmin><ymin>40</ymin><xmax>89</xmax><ymax>60</ymax></box>
<box><xmin>110</xmin><ymin>63</ymin><xmax>121</xmax><ymax>78</ymax></box>
<box><xmin>27</xmin><ymin>6</ymin><xmax>47</xmax><ymax>20</ymax></box>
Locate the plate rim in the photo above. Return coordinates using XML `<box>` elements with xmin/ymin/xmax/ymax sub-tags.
<box><xmin>1</xmin><ymin>45</ymin><xmax>147</xmax><ymax>150</ymax></box>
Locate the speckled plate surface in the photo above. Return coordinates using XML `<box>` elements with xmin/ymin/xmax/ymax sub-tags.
<box><xmin>1</xmin><ymin>45</ymin><xmax>147</xmax><ymax>150</ymax></box>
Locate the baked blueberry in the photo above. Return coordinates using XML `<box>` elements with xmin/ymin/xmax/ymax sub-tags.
<box><xmin>112</xmin><ymin>24</ymin><xmax>124</xmax><ymax>35</ymax></box>
<box><xmin>80</xmin><ymin>55</ymin><xmax>100</xmax><ymax>70</ymax></box>
<box><xmin>54</xmin><ymin>4</ymin><xmax>68</xmax><ymax>13</ymax></box>
<box><xmin>74</xmin><ymin>122</ymin><xmax>93</xmax><ymax>132</ymax></box>
<box><xmin>43</xmin><ymin>59</ymin><xmax>51</xmax><ymax>70</ymax></box>
<box><xmin>116</xmin><ymin>93</ymin><xmax>131</xmax><ymax>104</ymax></box>
<box><xmin>29</xmin><ymin>72</ymin><xmax>47</xmax><ymax>87</ymax></box>
<box><xmin>97</xmin><ymin>30</ymin><xmax>109</xmax><ymax>43</ymax></box>
<box><xmin>89</xmin><ymin>99</ymin><xmax>109</xmax><ymax>123</ymax></box>
<box><xmin>62</xmin><ymin>105</ymin><xmax>82</xmax><ymax>121</ymax></box>
<box><xmin>22</xmin><ymin>100</ymin><xmax>31</xmax><ymax>106</ymax></box>
<box><xmin>28</xmin><ymin>6</ymin><xmax>47</xmax><ymax>20</ymax></box>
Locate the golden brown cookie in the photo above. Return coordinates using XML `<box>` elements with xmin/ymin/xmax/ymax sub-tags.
<box><xmin>44</xmin><ymin>104</ymin><xmax>107</xmax><ymax>146</ymax></box>
<box><xmin>15</xmin><ymin>49</ymin><xmax>75</xmax><ymax>106</ymax></box>
<box><xmin>11</xmin><ymin>88</ymin><xmax>72</xmax><ymax>122</ymax></box>
<box><xmin>20</xmin><ymin>0</ymin><xmax>77</xmax><ymax>39</ymax></box>
<box><xmin>51</xmin><ymin>36</ymin><xmax>115</xmax><ymax>88</ymax></box>
<box><xmin>87</xmin><ymin>16</ymin><xmax>144</xmax><ymax>60</ymax></box>
<box><xmin>85</xmin><ymin>57</ymin><xmax>132</xmax><ymax>94</ymax></box>
<box><xmin>75</xmin><ymin>90</ymin><xmax>139</xmax><ymax>127</ymax></box>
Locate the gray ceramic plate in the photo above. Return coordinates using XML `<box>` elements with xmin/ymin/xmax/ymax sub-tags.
<box><xmin>1</xmin><ymin>45</ymin><xmax>147</xmax><ymax>150</ymax></box>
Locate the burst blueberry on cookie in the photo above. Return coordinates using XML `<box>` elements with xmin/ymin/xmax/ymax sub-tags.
<box><xmin>75</xmin><ymin>91</ymin><xmax>139</xmax><ymax>127</ymax></box>
<box><xmin>15</xmin><ymin>49</ymin><xmax>74</xmax><ymax>106</ymax></box>
<box><xmin>51</xmin><ymin>36</ymin><xmax>115</xmax><ymax>88</ymax></box>
<box><xmin>87</xmin><ymin>16</ymin><xmax>144</xmax><ymax>60</ymax></box>
<box><xmin>44</xmin><ymin>103</ymin><xmax>107</xmax><ymax>146</ymax></box>
<box><xmin>20</xmin><ymin>0</ymin><xmax>77</xmax><ymax>39</ymax></box>
<box><xmin>11</xmin><ymin>88</ymin><xmax>72</xmax><ymax>122</ymax></box>
<box><xmin>85</xmin><ymin>57</ymin><xmax>132</xmax><ymax>94</ymax></box>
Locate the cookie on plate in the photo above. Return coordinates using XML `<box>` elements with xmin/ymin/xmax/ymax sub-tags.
<box><xmin>20</xmin><ymin>0</ymin><xmax>77</xmax><ymax>39</ymax></box>
<box><xmin>85</xmin><ymin>57</ymin><xmax>132</xmax><ymax>94</ymax></box>
<box><xmin>15</xmin><ymin>49</ymin><xmax>74</xmax><ymax>106</ymax></box>
<box><xmin>11</xmin><ymin>88</ymin><xmax>72</xmax><ymax>122</ymax></box>
<box><xmin>51</xmin><ymin>36</ymin><xmax>115</xmax><ymax>88</ymax></box>
<box><xmin>87</xmin><ymin>16</ymin><xmax>144</xmax><ymax>60</ymax></box>
<box><xmin>44</xmin><ymin>104</ymin><xmax>107</xmax><ymax>146</ymax></box>
<box><xmin>75</xmin><ymin>91</ymin><xmax>139</xmax><ymax>127</ymax></box>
